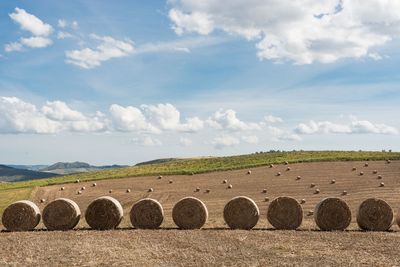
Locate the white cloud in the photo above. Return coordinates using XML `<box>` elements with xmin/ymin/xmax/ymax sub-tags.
<box><xmin>65</xmin><ymin>34</ymin><xmax>135</xmax><ymax>69</ymax></box>
<box><xmin>57</xmin><ymin>31</ymin><xmax>73</xmax><ymax>40</ymax></box>
<box><xmin>268</xmin><ymin>126</ymin><xmax>301</xmax><ymax>141</ymax></box>
<box><xmin>132</xmin><ymin>136</ymin><xmax>162</xmax><ymax>147</ymax></box>
<box><xmin>58</xmin><ymin>19</ymin><xmax>67</xmax><ymax>28</ymax></box>
<box><xmin>168</xmin><ymin>0</ymin><xmax>400</xmax><ymax>64</ymax></box>
<box><xmin>9</xmin><ymin>7</ymin><xmax>53</xmax><ymax>36</ymax></box>
<box><xmin>207</xmin><ymin>109</ymin><xmax>261</xmax><ymax>131</ymax></box>
<box><xmin>212</xmin><ymin>135</ymin><xmax>240</xmax><ymax>149</ymax></box>
<box><xmin>20</xmin><ymin>36</ymin><xmax>52</xmax><ymax>48</ymax></box>
<box><xmin>296</xmin><ymin>118</ymin><xmax>399</xmax><ymax>135</ymax></box>
<box><xmin>242</xmin><ymin>135</ymin><xmax>259</xmax><ymax>144</ymax></box>
<box><xmin>71</xmin><ymin>21</ymin><xmax>79</xmax><ymax>30</ymax></box>
<box><xmin>264</xmin><ymin>115</ymin><xmax>283</xmax><ymax>123</ymax></box>
<box><xmin>4</xmin><ymin>42</ymin><xmax>23</xmax><ymax>52</ymax></box>
<box><xmin>42</xmin><ymin>101</ymin><xmax>86</xmax><ymax>121</ymax></box>
<box><xmin>109</xmin><ymin>104</ymin><xmax>160</xmax><ymax>134</ymax></box>
<box><xmin>179</xmin><ymin>137</ymin><xmax>192</xmax><ymax>146</ymax></box>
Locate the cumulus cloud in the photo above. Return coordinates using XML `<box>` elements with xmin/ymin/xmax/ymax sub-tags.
<box><xmin>242</xmin><ymin>135</ymin><xmax>259</xmax><ymax>144</ymax></box>
<box><xmin>268</xmin><ymin>126</ymin><xmax>301</xmax><ymax>142</ymax></box>
<box><xmin>295</xmin><ymin>118</ymin><xmax>399</xmax><ymax>135</ymax></box>
<box><xmin>264</xmin><ymin>115</ymin><xmax>283</xmax><ymax>123</ymax></box>
<box><xmin>212</xmin><ymin>135</ymin><xmax>240</xmax><ymax>149</ymax></box>
<box><xmin>168</xmin><ymin>0</ymin><xmax>400</xmax><ymax>64</ymax></box>
<box><xmin>5</xmin><ymin>7</ymin><xmax>53</xmax><ymax>52</ymax></box>
<box><xmin>207</xmin><ymin>109</ymin><xmax>261</xmax><ymax>131</ymax></box>
<box><xmin>9</xmin><ymin>7</ymin><xmax>53</xmax><ymax>36</ymax></box>
<box><xmin>65</xmin><ymin>34</ymin><xmax>135</xmax><ymax>69</ymax></box>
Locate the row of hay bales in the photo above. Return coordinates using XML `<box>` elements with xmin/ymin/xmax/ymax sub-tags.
<box><xmin>1</xmin><ymin>196</ymin><xmax>397</xmax><ymax>232</ymax></box>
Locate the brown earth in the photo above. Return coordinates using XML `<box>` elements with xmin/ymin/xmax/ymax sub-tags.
<box><xmin>1</xmin><ymin>160</ymin><xmax>400</xmax><ymax>266</ymax></box>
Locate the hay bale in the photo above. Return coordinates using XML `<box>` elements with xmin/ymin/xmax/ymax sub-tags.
<box><xmin>267</xmin><ymin>196</ymin><xmax>303</xmax><ymax>230</ymax></box>
<box><xmin>195</xmin><ymin>187</ymin><xmax>200</xmax><ymax>192</ymax></box>
<box><xmin>223</xmin><ymin>196</ymin><xmax>259</xmax><ymax>230</ymax></box>
<box><xmin>300</xmin><ymin>199</ymin><xmax>306</xmax><ymax>204</ymax></box>
<box><xmin>222</xmin><ymin>179</ymin><xmax>228</xmax><ymax>184</ymax></box>
<box><xmin>364</xmin><ymin>163</ymin><xmax>369</xmax><ymax>167</ymax></box>
<box><xmin>296</xmin><ymin>176</ymin><xmax>301</xmax><ymax>180</ymax></box>
<box><xmin>92</xmin><ymin>183</ymin><xmax>97</xmax><ymax>187</ymax></box>
<box><xmin>40</xmin><ymin>199</ymin><xmax>46</xmax><ymax>203</ymax></box>
<box><xmin>148</xmin><ymin>188</ymin><xmax>154</xmax><ymax>192</ymax></box>
<box><xmin>247</xmin><ymin>170</ymin><xmax>252</xmax><ymax>175</ymax></box>
<box><xmin>85</xmin><ymin>196</ymin><xmax>123</xmax><ymax>230</ymax></box>
<box><xmin>357</xmin><ymin>198</ymin><xmax>393</xmax><ymax>231</ymax></box>
<box><xmin>387</xmin><ymin>159</ymin><xmax>391</xmax><ymax>164</ymax></box>
<box><xmin>108</xmin><ymin>189</ymin><xmax>113</xmax><ymax>194</ymax></box>
<box><xmin>77</xmin><ymin>191</ymin><xmax>82</xmax><ymax>195</ymax></box>
<box><xmin>342</xmin><ymin>190</ymin><xmax>348</xmax><ymax>196</ymax></box>
<box><xmin>172</xmin><ymin>197</ymin><xmax>208</xmax><ymax>229</ymax></box>
<box><xmin>43</xmin><ymin>198</ymin><xmax>81</xmax><ymax>231</ymax></box>
<box><xmin>330</xmin><ymin>179</ymin><xmax>336</xmax><ymax>184</ymax></box>
<box><xmin>307</xmin><ymin>210</ymin><xmax>314</xmax><ymax>216</ymax></box>
<box><xmin>359</xmin><ymin>171</ymin><xmax>364</xmax><ymax>176</ymax></box>
<box><xmin>169</xmin><ymin>180</ymin><xmax>173</xmax><ymax>184</ymax></box>
<box><xmin>352</xmin><ymin>167</ymin><xmax>357</xmax><ymax>171</ymax></box>
<box><xmin>130</xmin><ymin>198</ymin><xmax>164</xmax><ymax>229</ymax></box>
<box><xmin>310</xmin><ymin>183</ymin><xmax>315</xmax><ymax>188</ymax></box>
<box><xmin>373</xmin><ymin>170</ymin><xmax>378</xmax><ymax>174</ymax></box>
<box><xmin>81</xmin><ymin>186</ymin><xmax>86</xmax><ymax>191</ymax></box>
<box><xmin>2</xmin><ymin>200</ymin><xmax>41</xmax><ymax>231</ymax></box>
<box><xmin>314</xmin><ymin>189</ymin><xmax>320</xmax><ymax>194</ymax></box>
<box><xmin>75</xmin><ymin>179</ymin><xmax>80</xmax><ymax>183</ymax></box>
<box><xmin>314</xmin><ymin>198</ymin><xmax>351</xmax><ymax>231</ymax></box>
<box><xmin>377</xmin><ymin>175</ymin><xmax>383</xmax><ymax>179</ymax></box>
<box><xmin>269</xmin><ymin>164</ymin><xmax>274</xmax><ymax>168</ymax></box>
<box><xmin>262</xmin><ymin>189</ymin><xmax>267</xmax><ymax>193</ymax></box>
<box><xmin>380</xmin><ymin>182</ymin><xmax>385</xmax><ymax>187</ymax></box>
<box><xmin>276</xmin><ymin>172</ymin><xmax>281</xmax><ymax>176</ymax></box>
<box><xmin>284</xmin><ymin>161</ymin><xmax>289</xmax><ymax>165</ymax></box>
<box><xmin>126</xmin><ymin>189</ymin><xmax>131</xmax><ymax>193</ymax></box>
<box><xmin>158</xmin><ymin>175</ymin><xmax>162</xmax><ymax>179</ymax></box>
<box><xmin>264</xmin><ymin>197</ymin><xmax>269</xmax><ymax>202</ymax></box>
<box><xmin>286</xmin><ymin>167</ymin><xmax>291</xmax><ymax>171</ymax></box>
<box><xmin>60</xmin><ymin>187</ymin><xmax>65</xmax><ymax>191</ymax></box>
<box><xmin>205</xmin><ymin>189</ymin><xmax>211</xmax><ymax>193</ymax></box>
<box><xmin>227</xmin><ymin>184</ymin><xmax>233</xmax><ymax>189</ymax></box>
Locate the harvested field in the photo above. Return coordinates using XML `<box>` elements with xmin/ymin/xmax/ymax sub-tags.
<box><xmin>1</xmin><ymin>160</ymin><xmax>400</xmax><ymax>265</ymax></box>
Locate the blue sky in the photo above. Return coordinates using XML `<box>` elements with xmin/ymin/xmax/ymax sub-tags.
<box><xmin>0</xmin><ymin>0</ymin><xmax>399</xmax><ymax>165</ymax></box>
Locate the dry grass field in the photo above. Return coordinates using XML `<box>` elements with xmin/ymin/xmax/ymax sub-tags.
<box><xmin>1</xmin><ymin>160</ymin><xmax>400</xmax><ymax>266</ymax></box>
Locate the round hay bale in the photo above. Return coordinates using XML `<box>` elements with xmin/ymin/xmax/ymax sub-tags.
<box><xmin>126</xmin><ymin>189</ymin><xmax>131</xmax><ymax>193</ymax></box>
<box><xmin>40</xmin><ymin>199</ymin><xmax>46</xmax><ymax>203</ymax></box>
<box><xmin>359</xmin><ymin>171</ymin><xmax>364</xmax><ymax>176</ymax></box>
<box><xmin>342</xmin><ymin>190</ymin><xmax>348</xmax><ymax>196</ymax></box>
<box><xmin>267</xmin><ymin>196</ymin><xmax>303</xmax><ymax>230</ymax></box>
<box><xmin>264</xmin><ymin>197</ymin><xmax>269</xmax><ymax>202</ymax></box>
<box><xmin>357</xmin><ymin>198</ymin><xmax>393</xmax><ymax>231</ymax></box>
<box><xmin>330</xmin><ymin>179</ymin><xmax>336</xmax><ymax>184</ymax></box>
<box><xmin>2</xmin><ymin>200</ymin><xmax>41</xmax><ymax>231</ymax></box>
<box><xmin>314</xmin><ymin>198</ymin><xmax>351</xmax><ymax>231</ymax></box>
<box><xmin>205</xmin><ymin>189</ymin><xmax>211</xmax><ymax>193</ymax></box>
<box><xmin>380</xmin><ymin>182</ymin><xmax>385</xmax><ymax>187</ymax></box>
<box><xmin>85</xmin><ymin>196</ymin><xmax>123</xmax><ymax>230</ymax></box>
<box><xmin>377</xmin><ymin>175</ymin><xmax>383</xmax><ymax>179</ymax></box>
<box><xmin>81</xmin><ymin>186</ymin><xmax>86</xmax><ymax>191</ymax></box>
<box><xmin>364</xmin><ymin>163</ymin><xmax>369</xmax><ymax>167</ymax></box>
<box><xmin>108</xmin><ymin>189</ymin><xmax>113</xmax><ymax>194</ymax></box>
<box><xmin>130</xmin><ymin>198</ymin><xmax>164</xmax><ymax>229</ymax></box>
<box><xmin>223</xmin><ymin>196</ymin><xmax>259</xmax><ymax>230</ymax></box>
<box><xmin>286</xmin><ymin>167</ymin><xmax>291</xmax><ymax>171</ymax></box>
<box><xmin>60</xmin><ymin>187</ymin><xmax>65</xmax><ymax>191</ymax></box>
<box><xmin>269</xmin><ymin>164</ymin><xmax>274</xmax><ymax>168</ymax></box>
<box><xmin>43</xmin><ymin>198</ymin><xmax>81</xmax><ymax>231</ymax></box>
<box><xmin>276</xmin><ymin>172</ymin><xmax>281</xmax><ymax>176</ymax></box>
<box><xmin>262</xmin><ymin>189</ymin><xmax>267</xmax><ymax>193</ymax></box>
<box><xmin>300</xmin><ymin>199</ymin><xmax>306</xmax><ymax>204</ymax></box>
<box><xmin>195</xmin><ymin>187</ymin><xmax>200</xmax><ymax>192</ymax></box>
<box><xmin>352</xmin><ymin>167</ymin><xmax>357</xmax><ymax>171</ymax></box>
<box><xmin>314</xmin><ymin>189</ymin><xmax>320</xmax><ymax>194</ymax></box>
<box><xmin>92</xmin><ymin>183</ymin><xmax>97</xmax><ymax>187</ymax></box>
<box><xmin>158</xmin><ymin>175</ymin><xmax>162</xmax><ymax>179</ymax></box>
<box><xmin>75</xmin><ymin>179</ymin><xmax>80</xmax><ymax>183</ymax></box>
<box><xmin>169</xmin><ymin>180</ymin><xmax>173</xmax><ymax>184</ymax></box>
<box><xmin>284</xmin><ymin>161</ymin><xmax>289</xmax><ymax>165</ymax></box>
<box><xmin>247</xmin><ymin>170</ymin><xmax>252</xmax><ymax>175</ymax></box>
<box><xmin>227</xmin><ymin>184</ymin><xmax>233</xmax><ymax>189</ymax></box>
<box><xmin>310</xmin><ymin>183</ymin><xmax>315</xmax><ymax>188</ymax></box>
<box><xmin>296</xmin><ymin>176</ymin><xmax>301</xmax><ymax>180</ymax></box>
<box><xmin>77</xmin><ymin>191</ymin><xmax>82</xmax><ymax>195</ymax></box>
<box><xmin>307</xmin><ymin>210</ymin><xmax>314</xmax><ymax>216</ymax></box>
<box><xmin>387</xmin><ymin>159</ymin><xmax>391</xmax><ymax>164</ymax></box>
<box><xmin>373</xmin><ymin>170</ymin><xmax>378</xmax><ymax>174</ymax></box>
<box><xmin>222</xmin><ymin>179</ymin><xmax>228</xmax><ymax>184</ymax></box>
<box><xmin>172</xmin><ymin>197</ymin><xmax>208</xmax><ymax>229</ymax></box>
<box><xmin>148</xmin><ymin>188</ymin><xmax>154</xmax><ymax>192</ymax></box>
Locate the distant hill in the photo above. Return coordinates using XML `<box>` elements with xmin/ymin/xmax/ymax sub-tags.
<box><xmin>0</xmin><ymin>165</ymin><xmax>58</xmax><ymax>182</ymax></box>
<box><xmin>40</xmin><ymin>161</ymin><xmax>128</xmax><ymax>175</ymax></box>
<box><xmin>7</xmin><ymin>165</ymin><xmax>49</xmax><ymax>171</ymax></box>
<box><xmin>135</xmin><ymin>158</ymin><xmax>179</xmax><ymax>166</ymax></box>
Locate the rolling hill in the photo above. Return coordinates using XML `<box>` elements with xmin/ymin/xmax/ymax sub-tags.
<box><xmin>40</xmin><ymin>161</ymin><xmax>128</xmax><ymax>175</ymax></box>
<box><xmin>0</xmin><ymin>165</ymin><xmax>58</xmax><ymax>182</ymax></box>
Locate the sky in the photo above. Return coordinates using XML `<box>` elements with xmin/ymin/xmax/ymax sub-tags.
<box><xmin>0</xmin><ymin>0</ymin><xmax>399</xmax><ymax>165</ymax></box>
